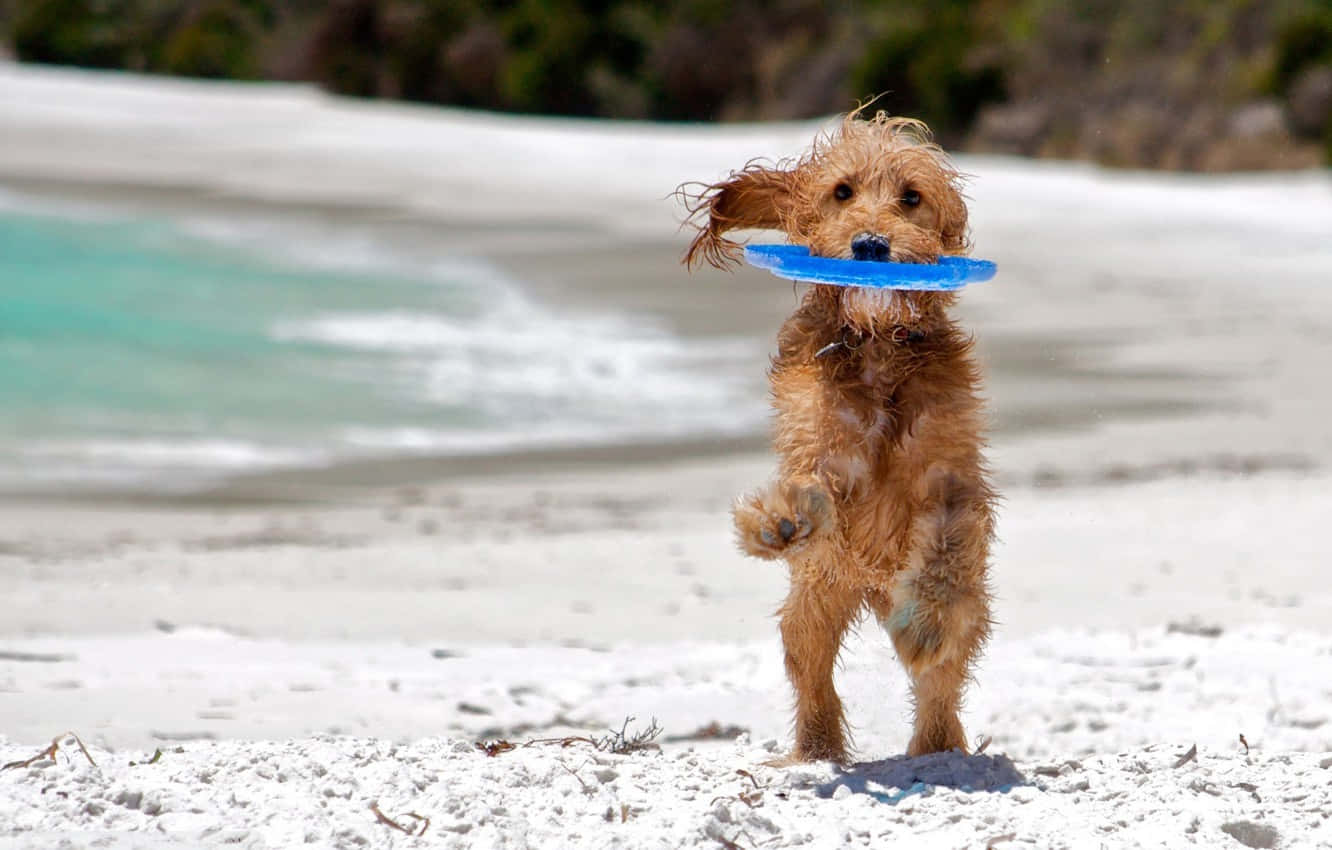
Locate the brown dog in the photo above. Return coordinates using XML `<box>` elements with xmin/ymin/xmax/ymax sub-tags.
<box><xmin>681</xmin><ymin>111</ymin><xmax>995</xmax><ymax>763</ymax></box>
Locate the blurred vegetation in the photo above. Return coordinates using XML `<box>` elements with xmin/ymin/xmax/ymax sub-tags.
<box><xmin>1271</xmin><ymin>2</ymin><xmax>1332</xmax><ymax>91</ymax></box>
<box><xmin>1</xmin><ymin>0</ymin><xmax>1329</xmax><ymax>166</ymax></box>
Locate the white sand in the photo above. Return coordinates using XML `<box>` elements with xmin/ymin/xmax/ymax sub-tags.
<box><xmin>4</xmin><ymin>624</ymin><xmax>1331</xmax><ymax>847</ymax></box>
<box><xmin>4</xmin><ymin>462</ymin><xmax>1330</xmax><ymax>847</ymax></box>
<box><xmin>2</xmin><ymin>62</ymin><xmax>1332</xmax><ymax>848</ymax></box>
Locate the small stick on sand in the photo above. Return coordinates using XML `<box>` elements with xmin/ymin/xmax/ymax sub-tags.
<box><xmin>403</xmin><ymin>812</ymin><xmax>430</xmax><ymax>836</ymax></box>
<box><xmin>476</xmin><ymin>739</ymin><xmax>516</xmax><ymax>757</ymax></box>
<box><xmin>714</xmin><ymin>831</ymin><xmax>758</xmax><ymax>850</ymax></box>
<box><xmin>369</xmin><ymin>803</ymin><xmax>429</xmax><ymax>836</ymax></box>
<box><xmin>1172</xmin><ymin>744</ymin><xmax>1198</xmax><ymax>768</ymax></box>
<box><xmin>559</xmin><ymin>761</ymin><xmax>595</xmax><ymax>795</ymax></box>
<box><xmin>2</xmin><ymin>731</ymin><xmax>97</xmax><ymax>770</ymax></box>
<box><xmin>523</xmin><ymin>716</ymin><xmax>662</xmax><ymax>755</ymax></box>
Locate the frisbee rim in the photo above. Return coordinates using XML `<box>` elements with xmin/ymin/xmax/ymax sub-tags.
<box><xmin>742</xmin><ymin>244</ymin><xmax>996</xmax><ymax>290</ymax></box>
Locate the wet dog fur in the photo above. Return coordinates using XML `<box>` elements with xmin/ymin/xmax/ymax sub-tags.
<box><xmin>680</xmin><ymin>110</ymin><xmax>995</xmax><ymax>763</ymax></box>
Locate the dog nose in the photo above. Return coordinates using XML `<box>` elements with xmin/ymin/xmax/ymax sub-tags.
<box><xmin>851</xmin><ymin>233</ymin><xmax>891</xmax><ymax>262</ymax></box>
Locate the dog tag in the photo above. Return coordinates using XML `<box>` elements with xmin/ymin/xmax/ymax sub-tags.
<box><xmin>743</xmin><ymin>244</ymin><xmax>996</xmax><ymax>291</ymax></box>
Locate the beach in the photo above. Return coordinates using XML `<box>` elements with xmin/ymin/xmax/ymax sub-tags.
<box><xmin>2</xmin><ymin>63</ymin><xmax>1331</xmax><ymax>848</ymax></box>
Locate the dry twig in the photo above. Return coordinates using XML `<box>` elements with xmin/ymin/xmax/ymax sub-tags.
<box><xmin>710</xmin><ymin>789</ymin><xmax>763</xmax><ymax>809</ymax></box>
<box><xmin>559</xmin><ymin>761</ymin><xmax>595</xmax><ymax>795</ymax></box>
<box><xmin>370</xmin><ymin>803</ymin><xmax>430</xmax><ymax>837</ymax></box>
<box><xmin>1232</xmin><ymin>781</ymin><xmax>1262</xmax><ymax>803</ymax></box>
<box><xmin>710</xmin><ymin>768</ymin><xmax>767</xmax><ymax>809</ymax></box>
<box><xmin>521</xmin><ymin>716</ymin><xmax>663</xmax><ymax>755</ymax></box>
<box><xmin>476</xmin><ymin>739</ymin><xmax>516</xmax><ymax>758</ymax></box>
<box><xmin>2</xmin><ymin>732</ymin><xmax>97</xmax><ymax>770</ymax></box>
<box><xmin>715</xmin><ymin>831</ymin><xmax>761</xmax><ymax>850</ymax></box>
<box><xmin>1172</xmin><ymin>743</ymin><xmax>1198</xmax><ymax>768</ymax></box>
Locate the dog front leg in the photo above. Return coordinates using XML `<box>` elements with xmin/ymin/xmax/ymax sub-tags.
<box><xmin>732</xmin><ymin>476</ymin><xmax>834</xmax><ymax>560</ymax></box>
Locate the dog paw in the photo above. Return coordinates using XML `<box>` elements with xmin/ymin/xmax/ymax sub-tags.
<box><xmin>906</xmin><ymin>720</ymin><xmax>968</xmax><ymax>757</ymax></box>
<box><xmin>732</xmin><ymin>479</ymin><xmax>833</xmax><ymax>560</ymax></box>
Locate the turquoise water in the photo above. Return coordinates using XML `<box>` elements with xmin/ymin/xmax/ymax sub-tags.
<box><xmin>0</xmin><ymin>205</ymin><xmax>756</xmax><ymax>491</ymax></box>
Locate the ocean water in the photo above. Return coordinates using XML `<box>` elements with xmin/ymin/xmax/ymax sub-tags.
<box><xmin>0</xmin><ymin>202</ymin><xmax>762</xmax><ymax>493</ymax></box>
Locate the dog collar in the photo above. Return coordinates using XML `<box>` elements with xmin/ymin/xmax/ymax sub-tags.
<box><xmin>744</xmin><ymin>244</ymin><xmax>996</xmax><ymax>291</ymax></box>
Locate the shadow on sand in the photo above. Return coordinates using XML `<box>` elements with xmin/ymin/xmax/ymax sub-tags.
<box><xmin>816</xmin><ymin>751</ymin><xmax>1027</xmax><ymax>805</ymax></box>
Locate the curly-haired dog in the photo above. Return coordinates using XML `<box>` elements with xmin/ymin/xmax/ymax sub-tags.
<box><xmin>681</xmin><ymin>111</ymin><xmax>995</xmax><ymax>763</ymax></box>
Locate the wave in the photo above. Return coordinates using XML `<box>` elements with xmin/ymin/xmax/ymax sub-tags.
<box><xmin>271</xmin><ymin>294</ymin><xmax>764</xmax><ymax>451</ymax></box>
<box><xmin>274</xmin><ymin>308</ymin><xmax>754</xmax><ymax>405</ymax></box>
<box><xmin>0</xmin><ymin>197</ymin><xmax>767</xmax><ymax>493</ymax></box>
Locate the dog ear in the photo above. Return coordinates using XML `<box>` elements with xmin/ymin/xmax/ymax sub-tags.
<box><xmin>937</xmin><ymin>183</ymin><xmax>971</xmax><ymax>254</ymax></box>
<box><xmin>680</xmin><ymin>165</ymin><xmax>799</xmax><ymax>270</ymax></box>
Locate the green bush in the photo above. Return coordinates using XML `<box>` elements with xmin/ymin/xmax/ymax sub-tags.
<box><xmin>161</xmin><ymin>3</ymin><xmax>261</xmax><ymax>78</ymax></box>
<box><xmin>1271</xmin><ymin>3</ymin><xmax>1332</xmax><ymax>94</ymax></box>
<box><xmin>12</xmin><ymin>0</ymin><xmax>139</xmax><ymax>67</ymax></box>
<box><xmin>499</xmin><ymin>0</ymin><xmax>598</xmax><ymax>113</ymax></box>
<box><xmin>0</xmin><ymin>0</ymin><xmax>1323</xmax><ymax>169</ymax></box>
<box><xmin>848</xmin><ymin>1</ymin><xmax>1006</xmax><ymax>137</ymax></box>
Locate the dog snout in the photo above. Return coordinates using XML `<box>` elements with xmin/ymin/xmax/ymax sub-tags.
<box><xmin>851</xmin><ymin>233</ymin><xmax>891</xmax><ymax>262</ymax></box>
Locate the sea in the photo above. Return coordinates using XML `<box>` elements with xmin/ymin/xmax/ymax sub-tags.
<box><xmin>0</xmin><ymin>196</ymin><xmax>765</xmax><ymax>494</ymax></box>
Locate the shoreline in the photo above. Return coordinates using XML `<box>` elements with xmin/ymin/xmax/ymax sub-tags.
<box><xmin>0</xmin><ymin>434</ymin><xmax>770</xmax><ymax>507</ymax></box>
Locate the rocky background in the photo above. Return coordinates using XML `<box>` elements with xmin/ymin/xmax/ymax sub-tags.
<box><xmin>1</xmin><ymin>0</ymin><xmax>1329</xmax><ymax>170</ymax></box>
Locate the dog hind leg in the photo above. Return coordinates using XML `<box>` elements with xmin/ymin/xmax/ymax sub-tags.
<box><xmin>873</xmin><ymin>470</ymin><xmax>992</xmax><ymax>756</ymax></box>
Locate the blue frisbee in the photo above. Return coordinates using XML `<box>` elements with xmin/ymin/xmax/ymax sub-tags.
<box><xmin>743</xmin><ymin>244</ymin><xmax>996</xmax><ymax>291</ymax></box>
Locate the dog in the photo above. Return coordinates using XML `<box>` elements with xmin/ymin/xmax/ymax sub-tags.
<box><xmin>680</xmin><ymin>110</ymin><xmax>995</xmax><ymax>763</ymax></box>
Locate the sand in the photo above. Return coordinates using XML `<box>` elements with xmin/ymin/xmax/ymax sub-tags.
<box><xmin>2</xmin><ymin>62</ymin><xmax>1332</xmax><ymax>848</ymax></box>
<box><xmin>4</xmin><ymin>624</ymin><xmax>1331</xmax><ymax>847</ymax></box>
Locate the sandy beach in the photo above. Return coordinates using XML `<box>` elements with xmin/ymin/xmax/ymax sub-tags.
<box><xmin>2</xmin><ymin>63</ymin><xmax>1331</xmax><ymax>848</ymax></box>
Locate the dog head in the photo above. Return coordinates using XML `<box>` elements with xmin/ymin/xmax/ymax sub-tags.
<box><xmin>681</xmin><ymin>110</ymin><xmax>971</xmax><ymax>329</ymax></box>
<box><xmin>682</xmin><ymin>111</ymin><xmax>970</xmax><ymax>268</ymax></box>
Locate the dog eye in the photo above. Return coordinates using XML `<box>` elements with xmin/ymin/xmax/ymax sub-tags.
<box><xmin>834</xmin><ymin>183</ymin><xmax>853</xmax><ymax>201</ymax></box>
<box><xmin>902</xmin><ymin>189</ymin><xmax>922</xmax><ymax>207</ymax></box>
